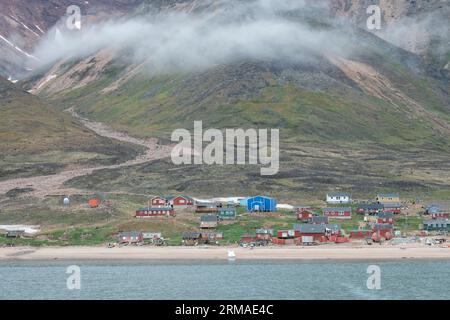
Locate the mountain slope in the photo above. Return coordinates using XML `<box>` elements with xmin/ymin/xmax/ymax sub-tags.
<box><xmin>0</xmin><ymin>76</ymin><xmax>141</xmax><ymax>180</ymax></box>
<box><xmin>27</xmin><ymin>25</ymin><xmax>450</xmax><ymax>150</ymax></box>
<box><xmin>15</xmin><ymin>0</ymin><xmax>450</xmax><ymax>198</ymax></box>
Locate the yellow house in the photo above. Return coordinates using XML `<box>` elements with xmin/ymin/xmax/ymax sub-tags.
<box><xmin>376</xmin><ymin>193</ymin><xmax>400</xmax><ymax>204</ymax></box>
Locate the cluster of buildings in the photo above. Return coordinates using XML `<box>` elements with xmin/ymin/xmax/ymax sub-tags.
<box><xmin>423</xmin><ymin>204</ymin><xmax>450</xmax><ymax>232</ymax></box>
<box><xmin>118</xmin><ymin>192</ymin><xmax>450</xmax><ymax>246</ymax></box>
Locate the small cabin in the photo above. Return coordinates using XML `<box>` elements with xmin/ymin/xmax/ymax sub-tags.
<box><xmin>372</xmin><ymin>223</ymin><xmax>394</xmax><ymax>239</ymax></box>
<box><xmin>381</xmin><ymin>202</ymin><xmax>401</xmax><ymax>214</ymax></box>
<box><xmin>377</xmin><ymin>212</ymin><xmax>394</xmax><ymax>224</ymax></box>
<box><xmin>294</xmin><ymin>224</ymin><xmax>341</xmax><ymax>241</ymax></box>
<box><xmin>151</xmin><ymin>196</ymin><xmax>169</xmax><ymax>207</ymax></box>
<box><xmin>326</xmin><ymin>193</ymin><xmax>351</xmax><ymax>204</ymax></box>
<box><xmin>218</xmin><ymin>207</ymin><xmax>237</xmax><ymax>220</ymax></box>
<box><xmin>118</xmin><ymin>231</ymin><xmax>143</xmax><ymax>244</ymax></box>
<box><xmin>376</xmin><ymin>193</ymin><xmax>400</xmax><ymax>204</ymax></box>
<box><xmin>256</xmin><ymin>228</ymin><xmax>273</xmax><ymax>240</ymax></box>
<box><xmin>349</xmin><ymin>230</ymin><xmax>373</xmax><ymax>239</ymax></box>
<box><xmin>182</xmin><ymin>232</ymin><xmax>202</xmax><ymax>245</ymax></box>
<box><xmin>322</xmin><ymin>207</ymin><xmax>352</xmax><ymax>219</ymax></box>
<box><xmin>201</xmin><ymin>232</ymin><xmax>223</xmax><ymax>242</ymax></box>
<box><xmin>423</xmin><ymin>219</ymin><xmax>450</xmax><ymax>231</ymax></box>
<box><xmin>296</xmin><ymin>208</ymin><xmax>315</xmax><ymax>222</ymax></box>
<box><xmin>431</xmin><ymin>212</ymin><xmax>450</xmax><ymax>219</ymax></box>
<box><xmin>309</xmin><ymin>216</ymin><xmax>329</xmax><ymax>224</ymax></box>
<box><xmin>356</xmin><ymin>203</ymin><xmax>384</xmax><ymax>215</ymax></box>
<box><xmin>195</xmin><ymin>201</ymin><xmax>218</xmax><ymax>214</ymax></box>
<box><xmin>135</xmin><ymin>207</ymin><xmax>174</xmax><ymax>218</ymax></box>
<box><xmin>240</xmin><ymin>234</ymin><xmax>257</xmax><ymax>244</ymax></box>
<box><xmin>169</xmin><ymin>195</ymin><xmax>194</xmax><ymax>207</ymax></box>
<box><xmin>200</xmin><ymin>214</ymin><xmax>218</xmax><ymax>229</ymax></box>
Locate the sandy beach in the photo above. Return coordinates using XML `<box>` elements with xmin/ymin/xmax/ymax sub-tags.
<box><xmin>1</xmin><ymin>244</ymin><xmax>450</xmax><ymax>261</ymax></box>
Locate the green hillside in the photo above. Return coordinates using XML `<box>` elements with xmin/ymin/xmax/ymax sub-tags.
<box><xmin>0</xmin><ymin>76</ymin><xmax>142</xmax><ymax>180</ymax></box>
<box><xmin>21</xmin><ymin>19</ymin><xmax>450</xmax><ymax>198</ymax></box>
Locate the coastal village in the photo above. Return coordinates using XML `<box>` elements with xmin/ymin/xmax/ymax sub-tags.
<box><xmin>110</xmin><ymin>192</ymin><xmax>447</xmax><ymax>247</ymax></box>
<box><xmin>1</xmin><ymin>191</ymin><xmax>449</xmax><ymax>249</ymax></box>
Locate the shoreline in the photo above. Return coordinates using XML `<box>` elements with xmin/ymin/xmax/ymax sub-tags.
<box><xmin>1</xmin><ymin>245</ymin><xmax>450</xmax><ymax>261</ymax></box>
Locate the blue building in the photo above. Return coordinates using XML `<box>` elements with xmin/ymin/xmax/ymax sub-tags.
<box><xmin>246</xmin><ymin>196</ymin><xmax>277</xmax><ymax>212</ymax></box>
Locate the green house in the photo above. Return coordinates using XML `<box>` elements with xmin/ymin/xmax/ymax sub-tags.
<box><xmin>218</xmin><ymin>207</ymin><xmax>237</xmax><ymax>220</ymax></box>
<box><xmin>423</xmin><ymin>219</ymin><xmax>450</xmax><ymax>231</ymax></box>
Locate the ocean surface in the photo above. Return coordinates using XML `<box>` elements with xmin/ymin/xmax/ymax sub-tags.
<box><xmin>0</xmin><ymin>259</ymin><xmax>449</xmax><ymax>300</ymax></box>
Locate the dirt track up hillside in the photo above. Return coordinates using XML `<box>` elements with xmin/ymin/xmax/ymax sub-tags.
<box><xmin>0</xmin><ymin>108</ymin><xmax>173</xmax><ymax>197</ymax></box>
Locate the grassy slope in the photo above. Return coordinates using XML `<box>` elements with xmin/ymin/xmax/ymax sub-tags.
<box><xmin>44</xmin><ymin>50</ymin><xmax>450</xmax><ymax>200</ymax></box>
<box><xmin>0</xmin><ymin>77</ymin><xmax>142</xmax><ymax>180</ymax></box>
<box><xmin>21</xmin><ymin>25</ymin><xmax>450</xmax><ymax>199</ymax></box>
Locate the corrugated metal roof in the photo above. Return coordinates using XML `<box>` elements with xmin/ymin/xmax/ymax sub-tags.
<box><xmin>256</xmin><ymin>228</ymin><xmax>273</xmax><ymax>235</ymax></box>
<box><xmin>372</xmin><ymin>223</ymin><xmax>394</xmax><ymax>230</ymax></box>
<box><xmin>310</xmin><ymin>216</ymin><xmax>329</xmax><ymax>223</ymax></box>
<box><xmin>200</xmin><ymin>214</ymin><xmax>218</xmax><ymax>222</ymax></box>
<box><xmin>377</xmin><ymin>212</ymin><xmax>394</xmax><ymax>218</ymax></box>
<box><xmin>423</xmin><ymin>219</ymin><xmax>449</xmax><ymax>225</ymax></box>
<box><xmin>138</xmin><ymin>207</ymin><xmax>172</xmax><ymax>211</ymax></box>
<box><xmin>294</xmin><ymin>224</ymin><xmax>341</xmax><ymax>233</ymax></box>
<box><xmin>327</xmin><ymin>192</ymin><xmax>351</xmax><ymax>197</ymax></box>
<box><xmin>382</xmin><ymin>202</ymin><xmax>401</xmax><ymax>208</ymax></box>
<box><xmin>119</xmin><ymin>231</ymin><xmax>142</xmax><ymax>237</ymax></box>
<box><xmin>182</xmin><ymin>232</ymin><xmax>201</xmax><ymax>239</ymax></box>
<box><xmin>358</xmin><ymin>203</ymin><xmax>384</xmax><ymax>210</ymax></box>
<box><xmin>323</xmin><ymin>207</ymin><xmax>351</xmax><ymax>212</ymax></box>
<box><xmin>377</xmin><ymin>193</ymin><xmax>400</xmax><ymax>198</ymax></box>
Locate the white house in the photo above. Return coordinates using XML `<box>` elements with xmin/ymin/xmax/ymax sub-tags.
<box><xmin>326</xmin><ymin>192</ymin><xmax>352</xmax><ymax>204</ymax></box>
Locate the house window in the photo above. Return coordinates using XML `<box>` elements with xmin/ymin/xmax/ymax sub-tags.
<box><xmin>179</xmin><ymin>199</ymin><xmax>185</xmax><ymax>204</ymax></box>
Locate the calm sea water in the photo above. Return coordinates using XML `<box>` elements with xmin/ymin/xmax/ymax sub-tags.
<box><xmin>0</xmin><ymin>259</ymin><xmax>449</xmax><ymax>300</ymax></box>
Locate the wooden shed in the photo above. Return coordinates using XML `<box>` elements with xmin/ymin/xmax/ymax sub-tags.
<box><xmin>118</xmin><ymin>231</ymin><xmax>143</xmax><ymax>244</ymax></box>
<box><xmin>135</xmin><ymin>207</ymin><xmax>174</xmax><ymax>218</ymax></box>
<box><xmin>200</xmin><ymin>214</ymin><xmax>218</xmax><ymax>229</ymax></box>
<box><xmin>218</xmin><ymin>207</ymin><xmax>237</xmax><ymax>220</ymax></box>
<box><xmin>195</xmin><ymin>201</ymin><xmax>218</xmax><ymax>213</ymax></box>
<box><xmin>310</xmin><ymin>216</ymin><xmax>329</xmax><ymax>224</ymax></box>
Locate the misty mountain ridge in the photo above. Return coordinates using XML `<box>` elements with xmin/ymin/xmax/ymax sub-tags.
<box><xmin>20</xmin><ymin>1</ymin><xmax>449</xmax><ymax>147</ymax></box>
<box><xmin>0</xmin><ymin>0</ymin><xmax>449</xmax><ymax>197</ymax></box>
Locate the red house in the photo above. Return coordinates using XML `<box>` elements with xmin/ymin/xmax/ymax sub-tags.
<box><xmin>382</xmin><ymin>203</ymin><xmax>401</xmax><ymax>214</ymax></box>
<box><xmin>294</xmin><ymin>224</ymin><xmax>341</xmax><ymax>241</ymax></box>
<box><xmin>135</xmin><ymin>207</ymin><xmax>175</xmax><ymax>218</ymax></box>
<box><xmin>240</xmin><ymin>234</ymin><xmax>257</xmax><ymax>243</ymax></box>
<box><xmin>277</xmin><ymin>230</ymin><xmax>299</xmax><ymax>239</ymax></box>
<box><xmin>372</xmin><ymin>224</ymin><xmax>394</xmax><ymax>239</ymax></box>
<box><xmin>151</xmin><ymin>196</ymin><xmax>168</xmax><ymax>207</ymax></box>
<box><xmin>322</xmin><ymin>207</ymin><xmax>352</xmax><ymax>219</ymax></box>
<box><xmin>377</xmin><ymin>212</ymin><xmax>394</xmax><ymax>224</ymax></box>
<box><xmin>432</xmin><ymin>212</ymin><xmax>450</xmax><ymax>219</ymax></box>
<box><xmin>349</xmin><ymin>230</ymin><xmax>373</xmax><ymax>239</ymax></box>
<box><xmin>296</xmin><ymin>209</ymin><xmax>315</xmax><ymax>222</ymax></box>
<box><xmin>256</xmin><ymin>229</ymin><xmax>273</xmax><ymax>240</ymax></box>
<box><xmin>170</xmin><ymin>195</ymin><xmax>194</xmax><ymax>207</ymax></box>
